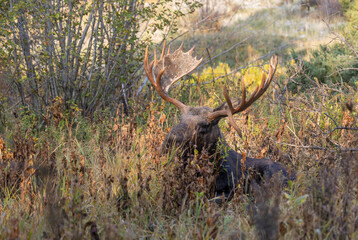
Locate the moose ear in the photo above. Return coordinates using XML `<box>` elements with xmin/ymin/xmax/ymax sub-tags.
<box><xmin>209</xmin><ymin>117</ymin><xmax>221</xmax><ymax>126</ymax></box>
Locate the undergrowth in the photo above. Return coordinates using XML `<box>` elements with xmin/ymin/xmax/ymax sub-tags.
<box><xmin>0</xmin><ymin>1</ymin><xmax>357</xmax><ymax>239</ymax></box>
<box><xmin>0</xmin><ymin>79</ymin><xmax>357</xmax><ymax>239</ymax></box>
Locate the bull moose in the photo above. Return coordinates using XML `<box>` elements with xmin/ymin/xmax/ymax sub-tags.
<box><xmin>144</xmin><ymin>42</ymin><xmax>294</xmax><ymax>199</ymax></box>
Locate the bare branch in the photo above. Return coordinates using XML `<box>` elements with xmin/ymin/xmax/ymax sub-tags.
<box><xmin>324</xmin><ymin>113</ymin><xmax>358</xmax><ymax>134</ymax></box>
<box><xmin>273</xmin><ymin>140</ymin><xmax>358</xmax><ymax>152</ymax></box>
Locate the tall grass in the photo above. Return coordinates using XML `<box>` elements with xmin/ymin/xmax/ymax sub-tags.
<box><xmin>1</xmin><ymin>1</ymin><xmax>357</xmax><ymax>239</ymax></box>
<box><xmin>0</xmin><ymin>77</ymin><xmax>357</xmax><ymax>239</ymax></box>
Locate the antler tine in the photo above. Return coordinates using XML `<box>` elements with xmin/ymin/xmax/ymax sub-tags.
<box><xmin>236</xmin><ymin>78</ymin><xmax>247</xmax><ymax>111</ymax></box>
<box><xmin>223</xmin><ymin>85</ymin><xmax>235</xmax><ymax>113</ymax></box>
<box><xmin>144</xmin><ymin>46</ymin><xmax>156</xmax><ymax>87</ymax></box>
<box><xmin>154</xmin><ymin>49</ymin><xmax>158</xmax><ymax>67</ymax></box>
<box><xmin>188</xmin><ymin>46</ymin><xmax>195</xmax><ymax>55</ymax></box>
<box><xmin>226</xmin><ymin>107</ymin><xmax>243</xmax><ymax>138</ymax></box>
<box><xmin>143</xmin><ymin>43</ymin><xmax>187</xmax><ymax>111</ymax></box>
<box><xmin>223</xmin><ymin>85</ymin><xmax>243</xmax><ymax>137</ymax></box>
<box><xmin>208</xmin><ymin>56</ymin><xmax>278</xmax><ymax>123</ymax></box>
<box><xmin>156</xmin><ymin>67</ymin><xmax>166</xmax><ymax>92</ymax></box>
<box><xmin>234</xmin><ymin>56</ymin><xmax>278</xmax><ymax>113</ymax></box>
<box><xmin>179</xmin><ymin>42</ymin><xmax>183</xmax><ymax>50</ymax></box>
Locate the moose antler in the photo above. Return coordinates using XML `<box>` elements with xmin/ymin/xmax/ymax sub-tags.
<box><xmin>144</xmin><ymin>41</ymin><xmax>203</xmax><ymax>111</ymax></box>
<box><xmin>207</xmin><ymin>56</ymin><xmax>278</xmax><ymax>136</ymax></box>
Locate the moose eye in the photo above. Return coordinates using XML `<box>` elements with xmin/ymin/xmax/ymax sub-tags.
<box><xmin>197</xmin><ymin>123</ymin><xmax>210</xmax><ymax>133</ymax></box>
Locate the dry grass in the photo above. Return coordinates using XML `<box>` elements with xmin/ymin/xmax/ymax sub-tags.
<box><xmin>0</xmin><ymin>0</ymin><xmax>356</xmax><ymax>239</ymax></box>
<box><xmin>0</xmin><ymin>79</ymin><xmax>357</xmax><ymax>239</ymax></box>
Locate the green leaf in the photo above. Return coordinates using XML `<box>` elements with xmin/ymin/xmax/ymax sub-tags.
<box><xmin>284</xmin><ymin>192</ymin><xmax>292</xmax><ymax>200</ymax></box>
<box><xmin>294</xmin><ymin>194</ymin><xmax>308</xmax><ymax>205</ymax></box>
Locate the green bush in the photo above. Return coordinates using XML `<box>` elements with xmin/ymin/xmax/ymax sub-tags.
<box><xmin>0</xmin><ymin>0</ymin><xmax>201</xmax><ymax>116</ymax></box>
<box><xmin>339</xmin><ymin>0</ymin><xmax>355</xmax><ymax>14</ymax></box>
<box><xmin>343</xmin><ymin>0</ymin><xmax>358</xmax><ymax>43</ymax></box>
<box><xmin>288</xmin><ymin>44</ymin><xmax>358</xmax><ymax>93</ymax></box>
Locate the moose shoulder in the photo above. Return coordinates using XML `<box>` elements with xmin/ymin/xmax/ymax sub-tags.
<box><xmin>144</xmin><ymin>42</ymin><xmax>295</xmax><ymax>199</ymax></box>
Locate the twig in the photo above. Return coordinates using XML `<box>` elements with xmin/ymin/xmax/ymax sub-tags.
<box><xmin>274</xmin><ymin>140</ymin><xmax>358</xmax><ymax>152</ymax></box>
<box><xmin>136</xmin><ymin>76</ymin><xmax>148</xmax><ymax>96</ymax></box>
<box><xmin>197</xmin><ymin>34</ymin><xmax>256</xmax><ymax>69</ymax></box>
<box><xmin>327</xmin><ymin>68</ymin><xmax>358</xmax><ymax>77</ymax></box>
<box><xmin>274</xmin><ymin>141</ymin><xmax>326</xmax><ymax>150</ymax></box>
<box><xmin>122</xmin><ymin>83</ymin><xmax>129</xmax><ymax>115</ymax></box>
<box><xmin>324</xmin><ymin>113</ymin><xmax>358</xmax><ymax>134</ymax></box>
<box><xmin>323</xmin><ymin>20</ymin><xmax>358</xmax><ymax>58</ymax></box>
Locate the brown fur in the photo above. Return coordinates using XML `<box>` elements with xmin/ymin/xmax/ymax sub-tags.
<box><xmin>161</xmin><ymin>106</ymin><xmax>295</xmax><ymax>199</ymax></box>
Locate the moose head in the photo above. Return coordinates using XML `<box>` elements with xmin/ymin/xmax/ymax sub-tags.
<box><xmin>144</xmin><ymin>42</ymin><xmax>294</xmax><ymax>198</ymax></box>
